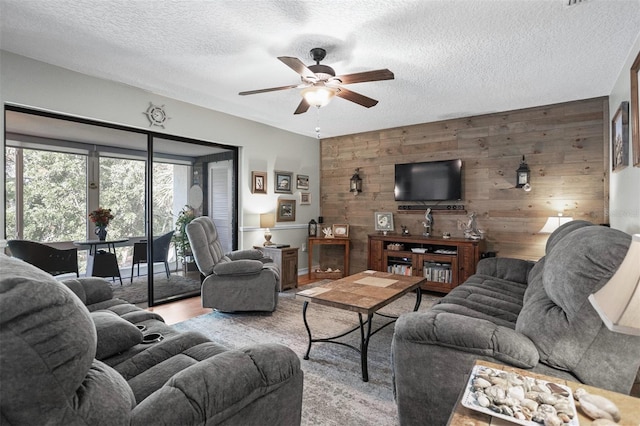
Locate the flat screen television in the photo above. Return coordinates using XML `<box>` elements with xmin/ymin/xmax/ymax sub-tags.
<box><xmin>394</xmin><ymin>159</ymin><xmax>462</xmax><ymax>201</ymax></box>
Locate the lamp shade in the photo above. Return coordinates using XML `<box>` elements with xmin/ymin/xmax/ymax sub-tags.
<box><xmin>588</xmin><ymin>234</ymin><xmax>640</xmax><ymax>336</ymax></box>
<box><xmin>539</xmin><ymin>214</ymin><xmax>573</xmax><ymax>233</ymax></box>
<box><xmin>260</xmin><ymin>213</ymin><xmax>275</xmax><ymax>229</ymax></box>
<box><xmin>301</xmin><ymin>86</ymin><xmax>336</xmax><ymax>107</ymax></box>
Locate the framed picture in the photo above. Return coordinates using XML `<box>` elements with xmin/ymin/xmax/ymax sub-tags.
<box><xmin>277</xmin><ymin>199</ymin><xmax>296</xmax><ymax>222</ymax></box>
<box><xmin>374</xmin><ymin>212</ymin><xmax>394</xmax><ymax>232</ymax></box>
<box><xmin>251</xmin><ymin>171</ymin><xmax>267</xmax><ymax>194</ymax></box>
<box><xmin>332</xmin><ymin>224</ymin><xmax>349</xmax><ymax>238</ymax></box>
<box><xmin>300</xmin><ymin>192</ymin><xmax>311</xmax><ymax>205</ymax></box>
<box><xmin>275</xmin><ymin>171</ymin><xmax>293</xmax><ymax>193</ymax></box>
<box><xmin>296</xmin><ymin>174</ymin><xmax>309</xmax><ymax>190</ymax></box>
<box><xmin>631</xmin><ymin>51</ymin><xmax>640</xmax><ymax>167</ymax></box>
<box><xmin>612</xmin><ymin>101</ymin><xmax>629</xmax><ymax>172</ymax></box>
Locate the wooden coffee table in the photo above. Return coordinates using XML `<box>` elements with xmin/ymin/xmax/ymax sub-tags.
<box><xmin>296</xmin><ymin>270</ymin><xmax>425</xmax><ymax>382</ymax></box>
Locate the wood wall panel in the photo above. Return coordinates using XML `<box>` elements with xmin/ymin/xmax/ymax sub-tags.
<box><xmin>320</xmin><ymin>97</ymin><xmax>609</xmax><ymax>271</ymax></box>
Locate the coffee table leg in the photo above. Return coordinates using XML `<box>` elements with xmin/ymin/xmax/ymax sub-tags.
<box><xmin>413</xmin><ymin>287</ymin><xmax>422</xmax><ymax>311</ymax></box>
<box><xmin>302</xmin><ymin>301</ymin><xmax>312</xmax><ymax>360</ymax></box>
<box><xmin>359</xmin><ymin>313</ymin><xmax>374</xmax><ymax>382</ymax></box>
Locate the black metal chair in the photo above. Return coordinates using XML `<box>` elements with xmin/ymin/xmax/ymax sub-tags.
<box><xmin>7</xmin><ymin>240</ymin><xmax>79</xmax><ymax>277</ymax></box>
<box><xmin>130</xmin><ymin>230</ymin><xmax>174</xmax><ymax>282</ymax></box>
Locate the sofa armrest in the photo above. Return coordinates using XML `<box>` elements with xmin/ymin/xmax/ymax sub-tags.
<box><xmin>395</xmin><ymin>310</ymin><xmax>539</xmax><ymax>368</ymax></box>
<box><xmin>226</xmin><ymin>249</ymin><xmax>264</xmax><ymax>261</ymax></box>
<box><xmin>62</xmin><ymin>277</ymin><xmax>114</xmax><ymax>305</ymax></box>
<box><xmin>475</xmin><ymin>257</ymin><xmax>536</xmax><ymax>284</ymax></box>
<box><xmin>213</xmin><ymin>259</ymin><xmax>264</xmax><ymax>276</ymax></box>
<box><xmin>130</xmin><ymin>343</ymin><xmax>303</xmax><ymax>426</ymax></box>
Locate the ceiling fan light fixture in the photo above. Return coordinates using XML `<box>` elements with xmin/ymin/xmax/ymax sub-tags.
<box><xmin>301</xmin><ymin>85</ymin><xmax>336</xmax><ymax>107</ymax></box>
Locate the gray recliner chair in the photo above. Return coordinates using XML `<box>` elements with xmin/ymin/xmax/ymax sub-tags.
<box><xmin>186</xmin><ymin>216</ymin><xmax>280</xmax><ymax>312</ymax></box>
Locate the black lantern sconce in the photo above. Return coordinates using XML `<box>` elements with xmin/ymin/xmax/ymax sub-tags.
<box><xmin>308</xmin><ymin>219</ymin><xmax>317</xmax><ymax>237</ymax></box>
<box><xmin>516</xmin><ymin>156</ymin><xmax>531</xmax><ymax>192</ymax></box>
<box><xmin>350</xmin><ymin>168</ymin><xmax>362</xmax><ymax>195</ymax></box>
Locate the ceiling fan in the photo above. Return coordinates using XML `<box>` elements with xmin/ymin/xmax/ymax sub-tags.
<box><xmin>239</xmin><ymin>47</ymin><xmax>394</xmax><ymax>115</ymax></box>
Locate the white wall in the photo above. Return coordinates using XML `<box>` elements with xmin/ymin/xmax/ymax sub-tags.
<box><xmin>0</xmin><ymin>51</ymin><xmax>320</xmax><ymax>271</ymax></box>
<box><xmin>608</xmin><ymin>34</ymin><xmax>640</xmax><ymax>234</ymax></box>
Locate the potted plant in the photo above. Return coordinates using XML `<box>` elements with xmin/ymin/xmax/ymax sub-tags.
<box><xmin>174</xmin><ymin>205</ymin><xmax>196</xmax><ymax>271</ymax></box>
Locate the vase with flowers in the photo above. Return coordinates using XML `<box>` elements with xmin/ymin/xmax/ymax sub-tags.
<box><xmin>89</xmin><ymin>207</ymin><xmax>114</xmax><ymax>241</ymax></box>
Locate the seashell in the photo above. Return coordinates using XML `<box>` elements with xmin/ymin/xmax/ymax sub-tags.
<box><xmin>537</xmin><ymin>393</ymin><xmax>559</xmax><ymax>405</ymax></box>
<box><xmin>489</xmin><ymin>376</ymin><xmax>509</xmax><ymax>387</ymax></box>
<box><xmin>507</xmin><ymin>385</ymin><xmax>525</xmax><ymax>400</ymax></box>
<box><xmin>532</xmin><ymin>383</ymin><xmax>552</xmax><ymax>394</ymax></box>
<box><xmin>575</xmin><ymin>388</ymin><xmax>621</xmax><ymax>422</ymax></box>
<box><xmin>472</xmin><ymin>377</ymin><xmax>491</xmax><ymax>389</ymax></box>
<box><xmin>538</xmin><ymin>404</ymin><xmax>557</xmax><ymax>417</ymax></box>
<box><xmin>485</xmin><ymin>385</ymin><xmax>507</xmax><ymax>401</ymax></box>
<box><xmin>546</xmin><ymin>382</ymin><xmax>570</xmax><ymax>397</ymax></box>
<box><xmin>520</xmin><ymin>398</ymin><xmax>539</xmax><ymax>412</ymax></box>
<box><xmin>500</xmin><ymin>405</ymin><xmax>514</xmax><ymax>417</ymax></box>
<box><xmin>525</xmin><ymin>391</ymin><xmax>541</xmax><ymax>401</ymax></box>
<box><xmin>474</xmin><ymin>393</ymin><xmax>491</xmax><ymax>408</ymax></box>
<box><xmin>553</xmin><ymin>400</ymin><xmax>574</xmax><ymax>417</ymax></box>
<box><xmin>514</xmin><ymin>412</ymin><xmax>526</xmax><ymax>420</ymax></box>
<box><xmin>544</xmin><ymin>414</ymin><xmax>563</xmax><ymax>426</ymax></box>
<box><xmin>505</xmin><ymin>373</ymin><xmax>525</xmax><ymax>386</ymax></box>
<box><xmin>558</xmin><ymin>412</ymin><xmax>572</xmax><ymax>423</ymax></box>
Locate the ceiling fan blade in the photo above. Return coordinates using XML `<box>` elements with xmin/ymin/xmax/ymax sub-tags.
<box><xmin>278</xmin><ymin>56</ymin><xmax>317</xmax><ymax>81</ymax></box>
<box><xmin>293</xmin><ymin>99</ymin><xmax>311</xmax><ymax>115</ymax></box>
<box><xmin>239</xmin><ymin>84</ymin><xmax>300</xmax><ymax>96</ymax></box>
<box><xmin>335</xmin><ymin>69</ymin><xmax>394</xmax><ymax>85</ymax></box>
<box><xmin>335</xmin><ymin>88</ymin><xmax>379</xmax><ymax>108</ymax></box>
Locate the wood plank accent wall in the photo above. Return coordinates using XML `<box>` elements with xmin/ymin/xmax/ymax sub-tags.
<box><xmin>320</xmin><ymin>97</ymin><xmax>609</xmax><ymax>272</ymax></box>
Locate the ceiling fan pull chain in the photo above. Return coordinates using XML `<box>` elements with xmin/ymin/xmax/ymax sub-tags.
<box><xmin>315</xmin><ymin>106</ymin><xmax>321</xmax><ymax>139</ymax></box>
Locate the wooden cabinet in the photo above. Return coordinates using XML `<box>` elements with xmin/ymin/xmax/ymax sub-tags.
<box><xmin>255</xmin><ymin>246</ymin><xmax>299</xmax><ymax>291</ymax></box>
<box><xmin>307</xmin><ymin>237</ymin><xmax>350</xmax><ymax>280</ymax></box>
<box><xmin>367</xmin><ymin>234</ymin><xmax>485</xmax><ymax>293</ymax></box>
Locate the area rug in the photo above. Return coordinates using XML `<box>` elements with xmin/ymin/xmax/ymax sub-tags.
<box><xmin>110</xmin><ymin>274</ymin><xmax>201</xmax><ymax>304</ymax></box>
<box><xmin>173</xmin><ymin>283</ymin><xmax>441</xmax><ymax>426</ymax></box>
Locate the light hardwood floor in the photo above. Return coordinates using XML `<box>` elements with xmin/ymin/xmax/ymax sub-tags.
<box><xmin>146</xmin><ymin>275</ymin><xmax>316</xmax><ymax>325</ymax></box>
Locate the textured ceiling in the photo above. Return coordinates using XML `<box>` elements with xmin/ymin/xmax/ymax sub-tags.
<box><xmin>1</xmin><ymin>0</ymin><xmax>640</xmax><ymax>139</ymax></box>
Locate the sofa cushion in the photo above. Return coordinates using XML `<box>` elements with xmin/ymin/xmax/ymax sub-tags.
<box><xmin>92</xmin><ymin>310</ymin><xmax>143</xmax><ymax>360</ymax></box>
<box><xmin>213</xmin><ymin>259</ymin><xmax>264</xmax><ymax>276</ymax></box>
<box><xmin>516</xmin><ymin>225</ymin><xmax>640</xmax><ymax>391</ymax></box>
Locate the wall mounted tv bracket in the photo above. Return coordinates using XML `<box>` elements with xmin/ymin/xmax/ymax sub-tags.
<box><xmin>398</xmin><ymin>205</ymin><xmax>465</xmax><ymax>211</ymax></box>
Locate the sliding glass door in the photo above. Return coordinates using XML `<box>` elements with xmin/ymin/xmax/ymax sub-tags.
<box><xmin>4</xmin><ymin>106</ymin><xmax>238</xmax><ymax>306</ymax></box>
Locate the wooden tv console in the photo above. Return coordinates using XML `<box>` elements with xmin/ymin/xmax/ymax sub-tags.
<box><xmin>367</xmin><ymin>234</ymin><xmax>486</xmax><ymax>293</ymax></box>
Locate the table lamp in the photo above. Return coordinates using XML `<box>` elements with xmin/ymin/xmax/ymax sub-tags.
<box><xmin>539</xmin><ymin>213</ymin><xmax>572</xmax><ymax>233</ymax></box>
<box><xmin>260</xmin><ymin>213</ymin><xmax>276</xmax><ymax>246</ymax></box>
<box><xmin>588</xmin><ymin>234</ymin><xmax>640</xmax><ymax>336</ymax></box>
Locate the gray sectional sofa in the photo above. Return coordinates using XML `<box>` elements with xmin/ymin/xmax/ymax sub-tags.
<box><xmin>392</xmin><ymin>221</ymin><xmax>640</xmax><ymax>425</ymax></box>
<box><xmin>0</xmin><ymin>254</ymin><xmax>303</xmax><ymax>425</ymax></box>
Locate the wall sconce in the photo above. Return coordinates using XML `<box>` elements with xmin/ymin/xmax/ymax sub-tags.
<box><xmin>588</xmin><ymin>234</ymin><xmax>640</xmax><ymax>335</ymax></box>
<box><xmin>350</xmin><ymin>168</ymin><xmax>362</xmax><ymax>195</ymax></box>
<box><xmin>516</xmin><ymin>155</ymin><xmax>531</xmax><ymax>191</ymax></box>
<box><xmin>308</xmin><ymin>219</ymin><xmax>317</xmax><ymax>237</ymax></box>
<box><xmin>260</xmin><ymin>213</ymin><xmax>275</xmax><ymax>246</ymax></box>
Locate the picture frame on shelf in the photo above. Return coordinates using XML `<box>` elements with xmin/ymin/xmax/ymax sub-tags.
<box><xmin>332</xmin><ymin>224</ymin><xmax>349</xmax><ymax>238</ymax></box>
<box><xmin>277</xmin><ymin>198</ymin><xmax>296</xmax><ymax>222</ymax></box>
<box><xmin>300</xmin><ymin>192</ymin><xmax>311</xmax><ymax>205</ymax></box>
<box><xmin>275</xmin><ymin>171</ymin><xmax>293</xmax><ymax>193</ymax></box>
<box><xmin>612</xmin><ymin>101</ymin><xmax>629</xmax><ymax>172</ymax></box>
<box><xmin>296</xmin><ymin>174</ymin><xmax>309</xmax><ymax>190</ymax></box>
<box><xmin>251</xmin><ymin>171</ymin><xmax>267</xmax><ymax>194</ymax></box>
<box><xmin>374</xmin><ymin>212</ymin><xmax>394</xmax><ymax>232</ymax></box>
<box><xmin>631</xmin><ymin>51</ymin><xmax>640</xmax><ymax>167</ymax></box>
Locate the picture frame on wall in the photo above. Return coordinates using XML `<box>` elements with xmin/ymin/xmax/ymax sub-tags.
<box><xmin>274</xmin><ymin>171</ymin><xmax>293</xmax><ymax>193</ymax></box>
<box><xmin>277</xmin><ymin>198</ymin><xmax>296</xmax><ymax>222</ymax></box>
<box><xmin>300</xmin><ymin>192</ymin><xmax>311</xmax><ymax>205</ymax></box>
<box><xmin>612</xmin><ymin>101</ymin><xmax>629</xmax><ymax>172</ymax></box>
<box><xmin>631</xmin><ymin>51</ymin><xmax>640</xmax><ymax>167</ymax></box>
<box><xmin>374</xmin><ymin>212</ymin><xmax>394</xmax><ymax>232</ymax></box>
<box><xmin>251</xmin><ymin>171</ymin><xmax>267</xmax><ymax>194</ymax></box>
<box><xmin>332</xmin><ymin>224</ymin><xmax>349</xmax><ymax>238</ymax></box>
<box><xmin>296</xmin><ymin>174</ymin><xmax>309</xmax><ymax>190</ymax></box>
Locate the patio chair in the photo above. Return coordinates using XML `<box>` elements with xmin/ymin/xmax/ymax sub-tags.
<box><xmin>130</xmin><ymin>230</ymin><xmax>174</xmax><ymax>282</ymax></box>
<box><xmin>7</xmin><ymin>239</ymin><xmax>79</xmax><ymax>277</ymax></box>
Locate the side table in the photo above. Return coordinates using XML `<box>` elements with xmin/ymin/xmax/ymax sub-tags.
<box><xmin>255</xmin><ymin>246</ymin><xmax>299</xmax><ymax>291</ymax></box>
<box><xmin>307</xmin><ymin>237</ymin><xmax>350</xmax><ymax>280</ymax></box>
<box><xmin>74</xmin><ymin>239</ymin><xmax>128</xmax><ymax>285</ymax></box>
<box><xmin>447</xmin><ymin>360</ymin><xmax>640</xmax><ymax>425</ymax></box>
